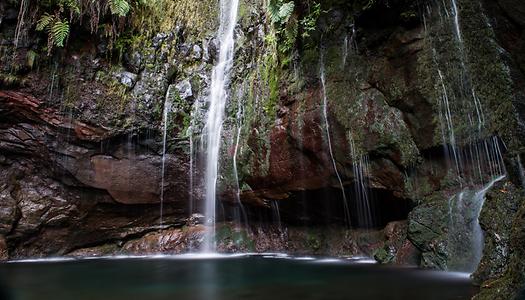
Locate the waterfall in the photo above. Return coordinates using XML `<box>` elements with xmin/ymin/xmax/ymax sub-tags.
<box><xmin>471</xmin><ymin>175</ymin><xmax>506</xmax><ymax>271</ymax></box>
<box><xmin>49</xmin><ymin>63</ymin><xmax>58</xmax><ymax>101</ymax></box>
<box><xmin>202</xmin><ymin>0</ymin><xmax>240</xmax><ymax>253</ymax></box>
<box><xmin>187</xmin><ymin>117</ymin><xmax>195</xmax><ymax>215</ymax></box>
<box><xmin>349</xmin><ymin>135</ymin><xmax>374</xmax><ymax>228</ymax></box>
<box><xmin>160</xmin><ymin>86</ymin><xmax>173</xmax><ymax>229</ymax></box>
<box><xmin>319</xmin><ymin>52</ymin><xmax>350</xmax><ymax>225</ymax></box>
<box><xmin>448</xmin><ymin>175</ymin><xmax>505</xmax><ymax>272</ymax></box>
<box><xmin>232</xmin><ymin>88</ymin><xmax>249</xmax><ymax>226</ymax></box>
<box><xmin>450</xmin><ymin>0</ymin><xmax>463</xmax><ymax>44</ymax></box>
<box><xmin>436</xmin><ymin>67</ymin><xmax>461</xmax><ymax>176</ymax></box>
<box><xmin>517</xmin><ymin>155</ymin><xmax>525</xmax><ymax>189</ymax></box>
<box><xmin>341</xmin><ymin>24</ymin><xmax>356</xmax><ymax>68</ymax></box>
<box><xmin>342</xmin><ymin>36</ymin><xmax>348</xmax><ymax>68</ymax></box>
<box><xmin>271</xmin><ymin>200</ymin><xmax>283</xmax><ymax>234</ymax></box>
<box><xmin>424</xmin><ymin>0</ymin><xmax>509</xmax><ymax>272</ymax></box>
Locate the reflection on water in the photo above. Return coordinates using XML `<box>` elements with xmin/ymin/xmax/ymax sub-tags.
<box><xmin>0</xmin><ymin>255</ymin><xmax>476</xmax><ymax>300</ymax></box>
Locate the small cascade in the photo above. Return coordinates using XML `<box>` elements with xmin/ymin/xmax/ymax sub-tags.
<box><xmin>430</xmin><ymin>0</ymin><xmax>507</xmax><ymax>184</ymax></box>
<box><xmin>448</xmin><ymin>175</ymin><xmax>506</xmax><ymax>272</ymax></box>
<box><xmin>424</xmin><ymin>0</ymin><xmax>509</xmax><ymax>273</ymax></box>
<box><xmin>13</xmin><ymin>0</ymin><xmax>29</xmax><ymax>48</ymax></box>
<box><xmin>202</xmin><ymin>0</ymin><xmax>240</xmax><ymax>252</ymax></box>
<box><xmin>232</xmin><ymin>88</ymin><xmax>249</xmax><ymax>227</ymax></box>
<box><xmin>436</xmin><ymin>67</ymin><xmax>461</xmax><ymax>176</ymax></box>
<box><xmin>187</xmin><ymin>116</ymin><xmax>195</xmax><ymax>215</ymax></box>
<box><xmin>471</xmin><ymin>175</ymin><xmax>506</xmax><ymax>270</ymax></box>
<box><xmin>349</xmin><ymin>136</ymin><xmax>374</xmax><ymax>228</ymax></box>
<box><xmin>48</xmin><ymin>63</ymin><xmax>58</xmax><ymax>101</ymax></box>
<box><xmin>160</xmin><ymin>86</ymin><xmax>173</xmax><ymax>229</ymax></box>
<box><xmin>517</xmin><ymin>155</ymin><xmax>525</xmax><ymax>189</ymax></box>
<box><xmin>341</xmin><ymin>24</ymin><xmax>356</xmax><ymax>68</ymax></box>
<box><xmin>450</xmin><ymin>0</ymin><xmax>463</xmax><ymax>44</ymax></box>
<box><xmin>270</xmin><ymin>200</ymin><xmax>283</xmax><ymax>234</ymax></box>
<box><xmin>319</xmin><ymin>52</ymin><xmax>350</xmax><ymax>225</ymax></box>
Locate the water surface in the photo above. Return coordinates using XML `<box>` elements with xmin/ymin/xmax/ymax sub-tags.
<box><xmin>0</xmin><ymin>255</ymin><xmax>476</xmax><ymax>300</ymax></box>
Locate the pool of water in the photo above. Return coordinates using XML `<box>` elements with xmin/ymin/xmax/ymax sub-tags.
<box><xmin>0</xmin><ymin>254</ymin><xmax>476</xmax><ymax>300</ymax></box>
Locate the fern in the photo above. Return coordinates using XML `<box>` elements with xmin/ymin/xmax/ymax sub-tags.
<box><xmin>36</xmin><ymin>13</ymin><xmax>54</xmax><ymax>31</ymax></box>
<box><xmin>267</xmin><ymin>0</ymin><xmax>280</xmax><ymax>24</ymax></box>
<box><xmin>50</xmin><ymin>20</ymin><xmax>69</xmax><ymax>47</ymax></box>
<box><xmin>59</xmin><ymin>0</ymin><xmax>81</xmax><ymax>15</ymax></box>
<box><xmin>268</xmin><ymin>0</ymin><xmax>294</xmax><ymax>25</ymax></box>
<box><xmin>277</xmin><ymin>2</ymin><xmax>294</xmax><ymax>24</ymax></box>
<box><xmin>109</xmin><ymin>0</ymin><xmax>131</xmax><ymax>17</ymax></box>
<box><xmin>300</xmin><ymin>3</ymin><xmax>321</xmax><ymax>38</ymax></box>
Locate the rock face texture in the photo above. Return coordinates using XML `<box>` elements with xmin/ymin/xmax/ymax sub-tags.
<box><xmin>1</xmin><ymin>0</ymin><xmax>525</xmax><ymax>298</ymax></box>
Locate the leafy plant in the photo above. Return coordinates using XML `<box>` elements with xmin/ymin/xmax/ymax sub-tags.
<box><xmin>33</xmin><ymin>0</ymin><xmax>139</xmax><ymax>54</ymax></box>
<box><xmin>267</xmin><ymin>0</ymin><xmax>294</xmax><ymax>25</ymax></box>
<box><xmin>109</xmin><ymin>0</ymin><xmax>131</xmax><ymax>17</ymax></box>
<box><xmin>36</xmin><ymin>13</ymin><xmax>70</xmax><ymax>53</ymax></box>
<box><xmin>50</xmin><ymin>20</ymin><xmax>70</xmax><ymax>47</ymax></box>
<box><xmin>300</xmin><ymin>2</ymin><xmax>321</xmax><ymax>38</ymax></box>
<box><xmin>36</xmin><ymin>13</ymin><xmax>55</xmax><ymax>32</ymax></box>
<box><xmin>267</xmin><ymin>0</ymin><xmax>298</xmax><ymax>60</ymax></box>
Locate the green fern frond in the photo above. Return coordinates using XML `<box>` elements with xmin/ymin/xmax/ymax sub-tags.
<box><xmin>50</xmin><ymin>20</ymin><xmax>69</xmax><ymax>47</ymax></box>
<box><xmin>36</xmin><ymin>13</ymin><xmax>54</xmax><ymax>31</ymax></box>
<box><xmin>60</xmin><ymin>0</ymin><xmax>81</xmax><ymax>14</ymax></box>
<box><xmin>277</xmin><ymin>2</ymin><xmax>294</xmax><ymax>24</ymax></box>
<box><xmin>267</xmin><ymin>0</ymin><xmax>280</xmax><ymax>24</ymax></box>
<box><xmin>267</xmin><ymin>0</ymin><xmax>294</xmax><ymax>25</ymax></box>
<box><xmin>109</xmin><ymin>0</ymin><xmax>131</xmax><ymax>17</ymax></box>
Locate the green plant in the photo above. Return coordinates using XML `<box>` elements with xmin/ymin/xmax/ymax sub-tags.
<box><xmin>300</xmin><ymin>2</ymin><xmax>320</xmax><ymax>38</ymax></box>
<box><xmin>36</xmin><ymin>13</ymin><xmax>70</xmax><ymax>53</ymax></box>
<box><xmin>26</xmin><ymin>50</ymin><xmax>38</xmax><ymax>69</ymax></box>
<box><xmin>33</xmin><ymin>0</ymin><xmax>141</xmax><ymax>54</ymax></box>
<box><xmin>267</xmin><ymin>0</ymin><xmax>295</xmax><ymax>25</ymax></box>
<box><xmin>109</xmin><ymin>0</ymin><xmax>131</xmax><ymax>17</ymax></box>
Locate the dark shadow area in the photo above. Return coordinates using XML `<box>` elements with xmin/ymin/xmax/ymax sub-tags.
<box><xmin>226</xmin><ymin>185</ymin><xmax>413</xmax><ymax>230</ymax></box>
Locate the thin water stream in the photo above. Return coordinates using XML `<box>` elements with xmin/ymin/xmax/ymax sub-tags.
<box><xmin>319</xmin><ymin>52</ymin><xmax>350</xmax><ymax>225</ymax></box>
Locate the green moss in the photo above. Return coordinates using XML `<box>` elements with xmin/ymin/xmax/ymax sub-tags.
<box><xmin>26</xmin><ymin>50</ymin><xmax>38</xmax><ymax>69</ymax></box>
<box><xmin>474</xmin><ymin>200</ymin><xmax>525</xmax><ymax>299</ymax></box>
<box><xmin>304</xmin><ymin>231</ymin><xmax>322</xmax><ymax>252</ymax></box>
<box><xmin>373</xmin><ymin>246</ymin><xmax>395</xmax><ymax>264</ymax></box>
<box><xmin>216</xmin><ymin>224</ymin><xmax>255</xmax><ymax>251</ymax></box>
<box><xmin>0</xmin><ymin>73</ymin><xmax>22</xmax><ymax>87</ymax></box>
<box><xmin>94</xmin><ymin>69</ymin><xmax>130</xmax><ymax>112</ymax></box>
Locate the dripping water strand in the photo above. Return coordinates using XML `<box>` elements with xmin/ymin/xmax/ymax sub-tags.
<box><xmin>517</xmin><ymin>155</ymin><xmax>525</xmax><ymax>189</ymax></box>
<box><xmin>349</xmin><ymin>135</ymin><xmax>373</xmax><ymax>228</ymax></box>
<box><xmin>160</xmin><ymin>86</ymin><xmax>172</xmax><ymax>229</ymax></box>
<box><xmin>319</xmin><ymin>51</ymin><xmax>350</xmax><ymax>225</ymax></box>
<box><xmin>187</xmin><ymin>115</ymin><xmax>195</xmax><ymax>215</ymax></box>
<box><xmin>14</xmin><ymin>0</ymin><xmax>28</xmax><ymax>48</ymax></box>
<box><xmin>341</xmin><ymin>24</ymin><xmax>356</xmax><ymax>69</ymax></box>
<box><xmin>232</xmin><ymin>88</ymin><xmax>249</xmax><ymax>226</ymax></box>
<box><xmin>436</xmin><ymin>68</ymin><xmax>462</xmax><ymax>178</ymax></box>
<box><xmin>450</xmin><ymin>0</ymin><xmax>462</xmax><ymax>44</ymax></box>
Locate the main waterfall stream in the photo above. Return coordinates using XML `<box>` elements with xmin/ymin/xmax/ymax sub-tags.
<box><xmin>202</xmin><ymin>0</ymin><xmax>240</xmax><ymax>252</ymax></box>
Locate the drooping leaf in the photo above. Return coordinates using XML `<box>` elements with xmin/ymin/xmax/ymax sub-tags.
<box><xmin>109</xmin><ymin>0</ymin><xmax>131</xmax><ymax>17</ymax></box>
<box><xmin>36</xmin><ymin>13</ymin><xmax>54</xmax><ymax>31</ymax></box>
<box><xmin>277</xmin><ymin>2</ymin><xmax>294</xmax><ymax>24</ymax></box>
<box><xmin>50</xmin><ymin>20</ymin><xmax>69</xmax><ymax>47</ymax></box>
<box><xmin>60</xmin><ymin>0</ymin><xmax>81</xmax><ymax>15</ymax></box>
<box><xmin>267</xmin><ymin>0</ymin><xmax>280</xmax><ymax>24</ymax></box>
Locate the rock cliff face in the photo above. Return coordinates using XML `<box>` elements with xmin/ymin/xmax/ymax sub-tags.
<box><xmin>1</xmin><ymin>0</ymin><xmax>525</xmax><ymax>298</ymax></box>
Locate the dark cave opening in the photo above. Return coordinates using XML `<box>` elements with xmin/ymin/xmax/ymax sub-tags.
<box><xmin>225</xmin><ymin>185</ymin><xmax>414</xmax><ymax>230</ymax></box>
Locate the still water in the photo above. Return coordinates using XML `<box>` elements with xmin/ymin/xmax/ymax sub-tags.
<box><xmin>0</xmin><ymin>255</ymin><xmax>476</xmax><ymax>300</ymax></box>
